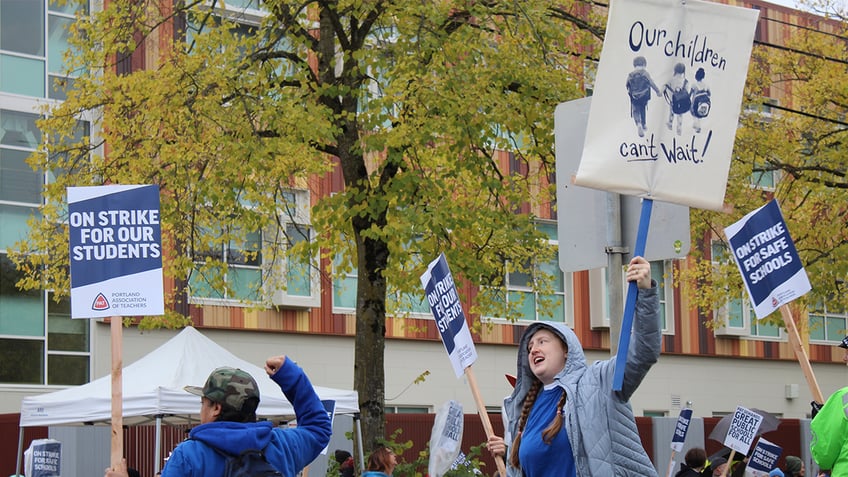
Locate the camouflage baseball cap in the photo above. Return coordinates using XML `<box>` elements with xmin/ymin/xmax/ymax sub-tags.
<box><xmin>184</xmin><ymin>367</ymin><xmax>260</xmax><ymax>411</ymax></box>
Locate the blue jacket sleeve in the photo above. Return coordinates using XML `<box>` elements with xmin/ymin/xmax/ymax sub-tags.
<box><xmin>266</xmin><ymin>358</ymin><xmax>333</xmax><ymax>473</ymax></box>
<box><xmin>619</xmin><ymin>282</ymin><xmax>661</xmax><ymax>401</ymax></box>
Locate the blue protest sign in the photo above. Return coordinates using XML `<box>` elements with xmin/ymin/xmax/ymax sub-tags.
<box><xmin>746</xmin><ymin>437</ymin><xmax>782</xmax><ymax>476</ymax></box>
<box><xmin>670</xmin><ymin>408</ymin><xmax>693</xmax><ymax>452</ymax></box>
<box><xmin>320</xmin><ymin>400</ymin><xmax>336</xmax><ymax>455</ymax></box>
<box><xmin>724</xmin><ymin>200</ymin><xmax>811</xmax><ymax>319</ymax></box>
<box><xmin>25</xmin><ymin>439</ymin><xmax>61</xmax><ymax>477</ymax></box>
<box><xmin>421</xmin><ymin>253</ymin><xmax>478</xmax><ymax>377</ymax></box>
<box><xmin>68</xmin><ymin>185</ymin><xmax>164</xmax><ymax>318</ymax></box>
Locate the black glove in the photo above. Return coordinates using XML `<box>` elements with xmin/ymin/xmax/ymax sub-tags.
<box><xmin>811</xmin><ymin>400</ymin><xmax>823</xmax><ymax>418</ymax></box>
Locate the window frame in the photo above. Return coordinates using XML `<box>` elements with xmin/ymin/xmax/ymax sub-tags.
<box><xmin>588</xmin><ymin>259</ymin><xmax>676</xmax><ymax>335</ymax></box>
<box><xmin>482</xmin><ymin>221</ymin><xmax>574</xmax><ymax>326</ymax></box>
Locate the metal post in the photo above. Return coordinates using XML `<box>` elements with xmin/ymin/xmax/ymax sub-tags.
<box><xmin>15</xmin><ymin>426</ymin><xmax>24</xmax><ymax>477</ymax></box>
<box><xmin>155</xmin><ymin>414</ymin><xmax>163</xmax><ymax>475</ymax></box>
<box><xmin>354</xmin><ymin>413</ymin><xmax>365</xmax><ymax>472</ymax></box>
<box><xmin>606</xmin><ymin>193</ymin><xmax>625</xmax><ymax>356</ymax></box>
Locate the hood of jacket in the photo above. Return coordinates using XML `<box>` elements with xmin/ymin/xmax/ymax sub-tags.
<box><xmin>189</xmin><ymin>420</ymin><xmax>274</xmax><ymax>455</ymax></box>
<box><xmin>510</xmin><ymin>321</ymin><xmax>586</xmax><ymax>407</ymax></box>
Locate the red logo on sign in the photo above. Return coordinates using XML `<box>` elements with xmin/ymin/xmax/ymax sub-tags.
<box><xmin>772</xmin><ymin>297</ymin><xmax>779</xmax><ymax>307</ymax></box>
<box><xmin>92</xmin><ymin>293</ymin><xmax>110</xmax><ymax>311</ymax></box>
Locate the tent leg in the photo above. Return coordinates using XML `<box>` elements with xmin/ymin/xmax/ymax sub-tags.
<box><xmin>15</xmin><ymin>425</ymin><xmax>24</xmax><ymax>477</ymax></box>
<box><xmin>155</xmin><ymin>415</ymin><xmax>163</xmax><ymax>475</ymax></box>
<box><xmin>354</xmin><ymin>413</ymin><xmax>365</xmax><ymax>472</ymax></box>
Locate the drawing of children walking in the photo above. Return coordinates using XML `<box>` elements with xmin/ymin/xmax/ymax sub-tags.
<box><xmin>663</xmin><ymin>62</ymin><xmax>690</xmax><ymax>136</ymax></box>
<box><xmin>625</xmin><ymin>56</ymin><xmax>660</xmax><ymax>137</ymax></box>
<box><xmin>690</xmin><ymin>67</ymin><xmax>711</xmax><ymax>133</ymax></box>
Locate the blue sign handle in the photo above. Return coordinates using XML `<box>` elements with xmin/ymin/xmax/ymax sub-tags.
<box><xmin>612</xmin><ymin>198</ymin><xmax>653</xmax><ymax>391</ymax></box>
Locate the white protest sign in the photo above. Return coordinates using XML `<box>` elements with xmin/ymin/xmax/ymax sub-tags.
<box><xmin>723</xmin><ymin>406</ymin><xmax>763</xmax><ymax>455</ymax></box>
<box><xmin>68</xmin><ymin>185</ymin><xmax>164</xmax><ymax>318</ymax></box>
<box><xmin>428</xmin><ymin>400</ymin><xmax>465</xmax><ymax>477</ymax></box>
<box><xmin>746</xmin><ymin>437</ymin><xmax>783</xmax><ymax>477</ymax></box>
<box><xmin>575</xmin><ymin>0</ymin><xmax>759</xmax><ymax>211</ymax></box>
<box><xmin>724</xmin><ymin>199</ymin><xmax>811</xmax><ymax>319</ymax></box>
<box><xmin>24</xmin><ymin>439</ymin><xmax>61</xmax><ymax>477</ymax></box>
<box><xmin>421</xmin><ymin>253</ymin><xmax>478</xmax><ymax>377</ymax></box>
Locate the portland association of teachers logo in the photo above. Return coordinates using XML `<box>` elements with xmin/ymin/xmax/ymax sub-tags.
<box><xmin>92</xmin><ymin>293</ymin><xmax>110</xmax><ymax>311</ymax></box>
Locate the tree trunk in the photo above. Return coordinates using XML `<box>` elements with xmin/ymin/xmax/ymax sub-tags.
<box><xmin>354</xmin><ymin>233</ymin><xmax>390</xmax><ymax>451</ymax></box>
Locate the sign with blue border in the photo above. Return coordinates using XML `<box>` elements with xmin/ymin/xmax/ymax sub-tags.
<box><xmin>746</xmin><ymin>437</ymin><xmax>782</xmax><ymax>477</ymax></box>
<box><xmin>724</xmin><ymin>199</ymin><xmax>811</xmax><ymax>319</ymax></box>
<box><xmin>421</xmin><ymin>253</ymin><xmax>478</xmax><ymax>378</ymax></box>
<box><xmin>670</xmin><ymin>408</ymin><xmax>693</xmax><ymax>452</ymax></box>
<box><xmin>68</xmin><ymin>185</ymin><xmax>164</xmax><ymax>318</ymax></box>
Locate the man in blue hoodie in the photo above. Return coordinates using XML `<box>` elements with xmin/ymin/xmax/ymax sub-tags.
<box><xmin>107</xmin><ymin>355</ymin><xmax>331</xmax><ymax>477</ymax></box>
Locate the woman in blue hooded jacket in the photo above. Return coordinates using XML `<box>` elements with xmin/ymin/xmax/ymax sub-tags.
<box><xmin>487</xmin><ymin>256</ymin><xmax>661</xmax><ymax>476</ymax></box>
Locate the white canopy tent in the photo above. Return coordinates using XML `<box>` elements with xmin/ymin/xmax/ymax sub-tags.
<box><xmin>17</xmin><ymin>326</ymin><xmax>361</xmax><ymax>474</ymax></box>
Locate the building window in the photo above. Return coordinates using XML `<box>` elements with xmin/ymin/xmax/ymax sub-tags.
<box><xmin>189</xmin><ymin>190</ymin><xmax>318</xmax><ymax>307</ymax></box>
<box><xmin>711</xmin><ymin>240</ymin><xmax>782</xmax><ymax>340</ymax></box>
<box><xmin>809</xmin><ymin>301</ymin><xmax>847</xmax><ymax>345</ymax></box>
<box><xmin>0</xmin><ymin>96</ymin><xmax>91</xmax><ymax>386</ymax></box>
<box><xmin>190</xmin><ymin>225</ymin><xmax>263</xmax><ymax>302</ymax></box>
<box><xmin>0</xmin><ymin>255</ymin><xmax>89</xmax><ymax>385</ymax></box>
<box><xmin>268</xmin><ymin>200</ymin><xmax>320</xmax><ymax>309</ymax></box>
<box><xmin>331</xmin><ymin>237</ymin><xmax>431</xmax><ymax>317</ymax></box>
<box><xmin>0</xmin><ymin>0</ymin><xmax>85</xmax><ymax>99</ymax></box>
<box><xmin>332</xmin><ymin>252</ymin><xmax>357</xmax><ymax>311</ymax></box>
<box><xmin>750</xmin><ymin>159</ymin><xmax>778</xmax><ymax>189</ymax></box>
<box><xmin>482</xmin><ymin>221</ymin><xmax>572</xmax><ymax>324</ymax></box>
<box><xmin>588</xmin><ymin>260</ymin><xmax>675</xmax><ymax>334</ymax></box>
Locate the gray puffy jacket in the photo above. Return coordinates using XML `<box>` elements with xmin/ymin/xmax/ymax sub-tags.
<box><xmin>503</xmin><ymin>285</ymin><xmax>660</xmax><ymax>476</ymax></box>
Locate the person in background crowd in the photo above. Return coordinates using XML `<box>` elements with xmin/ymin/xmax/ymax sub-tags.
<box><xmin>335</xmin><ymin>449</ymin><xmax>355</xmax><ymax>477</ymax></box>
<box><xmin>486</xmin><ymin>257</ymin><xmax>660</xmax><ymax>476</ymax></box>
<box><xmin>362</xmin><ymin>446</ymin><xmax>397</xmax><ymax>477</ymax></box>
<box><xmin>784</xmin><ymin>456</ymin><xmax>805</xmax><ymax>477</ymax></box>
<box><xmin>705</xmin><ymin>457</ymin><xmax>728</xmax><ymax>477</ymax></box>
<box><xmin>675</xmin><ymin>447</ymin><xmax>707</xmax><ymax>477</ymax></box>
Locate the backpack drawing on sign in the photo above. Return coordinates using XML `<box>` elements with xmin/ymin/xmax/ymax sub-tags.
<box><xmin>627</xmin><ymin>70</ymin><xmax>652</xmax><ymax>103</ymax></box>
<box><xmin>664</xmin><ymin>79</ymin><xmax>691</xmax><ymax>114</ymax></box>
<box><xmin>691</xmin><ymin>89</ymin><xmax>711</xmax><ymax>118</ymax></box>
<box><xmin>215</xmin><ymin>447</ymin><xmax>283</xmax><ymax>477</ymax></box>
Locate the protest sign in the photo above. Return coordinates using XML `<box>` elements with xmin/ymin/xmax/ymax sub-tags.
<box><xmin>671</xmin><ymin>408</ymin><xmax>693</xmax><ymax>452</ymax></box>
<box><xmin>575</xmin><ymin>0</ymin><xmax>759</xmax><ymax>211</ymax></box>
<box><xmin>421</xmin><ymin>253</ymin><xmax>505</xmax><ymax>476</ymax></box>
<box><xmin>723</xmin><ymin>406</ymin><xmax>763</xmax><ymax>455</ymax></box>
<box><xmin>320</xmin><ymin>400</ymin><xmax>336</xmax><ymax>455</ymax></box>
<box><xmin>428</xmin><ymin>400</ymin><xmax>464</xmax><ymax>477</ymax></box>
<box><xmin>666</xmin><ymin>408</ymin><xmax>693</xmax><ymax>477</ymax></box>
<box><xmin>421</xmin><ymin>253</ymin><xmax>477</xmax><ymax>377</ymax></box>
<box><xmin>24</xmin><ymin>439</ymin><xmax>61</xmax><ymax>477</ymax></box>
<box><xmin>746</xmin><ymin>437</ymin><xmax>783</xmax><ymax>477</ymax></box>
<box><xmin>568</xmin><ymin>0</ymin><xmax>758</xmax><ymax>392</ymax></box>
<box><xmin>68</xmin><ymin>185</ymin><xmax>164</xmax><ymax>318</ymax></box>
<box><xmin>724</xmin><ymin>199</ymin><xmax>811</xmax><ymax>320</ymax></box>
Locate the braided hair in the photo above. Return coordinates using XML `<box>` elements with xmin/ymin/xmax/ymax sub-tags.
<box><xmin>508</xmin><ymin>380</ymin><xmax>568</xmax><ymax>468</ymax></box>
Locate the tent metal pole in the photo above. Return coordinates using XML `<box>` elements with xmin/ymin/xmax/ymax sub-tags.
<box><xmin>15</xmin><ymin>426</ymin><xmax>24</xmax><ymax>476</ymax></box>
<box><xmin>155</xmin><ymin>415</ymin><xmax>163</xmax><ymax>475</ymax></box>
<box><xmin>354</xmin><ymin>413</ymin><xmax>365</xmax><ymax>472</ymax></box>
